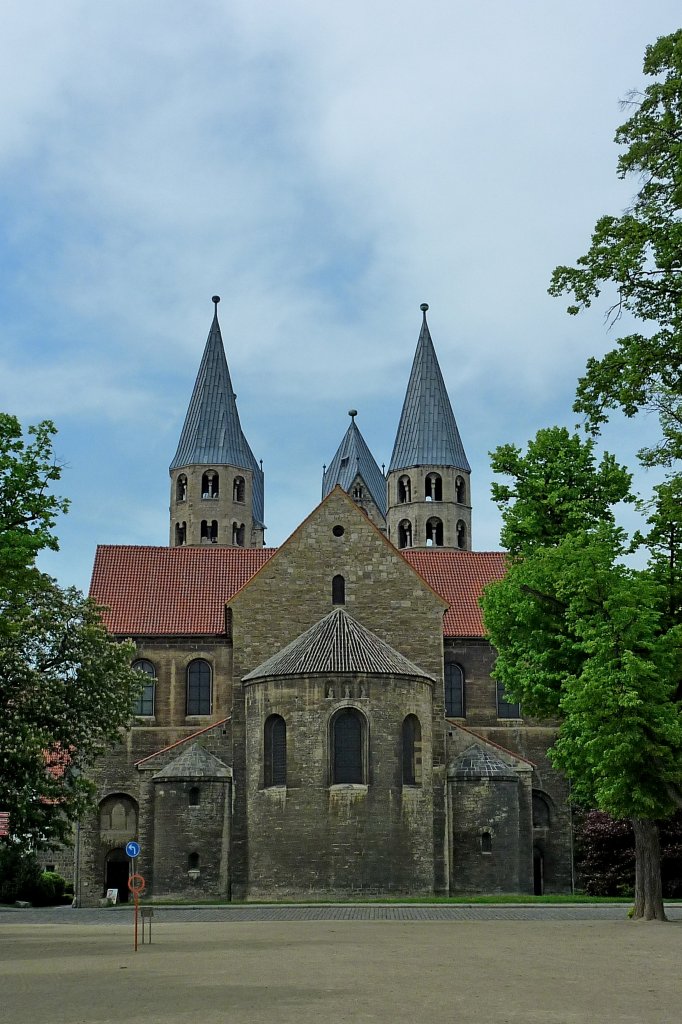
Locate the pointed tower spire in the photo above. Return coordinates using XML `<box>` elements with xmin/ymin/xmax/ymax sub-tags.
<box><xmin>322</xmin><ymin>410</ymin><xmax>386</xmax><ymax>531</ymax></box>
<box><xmin>169</xmin><ymin>297</ymin><xmax>265</xmax><ymax>548</ymax></box>
<box><xmin>386</xmin><ymin>305</ymin><xmax>472</xmax><ymax>551</ymax></box>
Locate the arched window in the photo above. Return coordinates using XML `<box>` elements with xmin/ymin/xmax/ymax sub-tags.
<box><xmin>331</xmin><ymin>708</ymin><xmax>365</xmax><ymax>784</ymax></box>
<box><xmin>401</xmin><ymin>715</ymin><xmax>422</xmax><ymax>785</ymax></box>
<box><xmin>496</xmin><ymin>680</ymin><xmax>521</xmax><ymax>719</ymax></box>
<box><xmin>425</xmin><ymin>472</ymin><xmax>442</xmax><ymax>501</ymax></box>
<box><xmin>188</xmin><ymin>852</ymin><xmax>200</xmax><ymax>870</ymax></box>
<box><xmin>189</xmin><ymin>787</ymin><xmax>200</xmax><ymax>807</ymax></box>
<box><xmin>264</xmin><ymin>715</ymin><xmax>287</xmax><ymax>787</ymax></box>
<box><xmin>455</xmin><ymin>475</ymin><xmax>466</xmax><ymax>504</ymax></box>
<box><xmin>445</xmin><ymin>662</ymin><xmax>465</xmax><ymax>717</ymax></box>
<box><xmin>426</xmin><ymin>517</ymin><xmax>444</xmax><ymax>547</ymax></box>
<box><xmin>398</xmin><ymin>519</ymin><xmax>412</xmax><ymax>549</ymax></box>
<box><xmin>232</xmin><ymin>522</ymin><xmax>245</xmax><ymax>546</ymax></box>
<box><xmin>332</xmin><ymin>575</ymin><xmax>345</xmax><ymax>605</ymax></box>
<box><xmin>176</xmin><ymin>474</ymin><xmax>187</xmax><ymax>501</ymax></box>
<box><xmin>456</xmin><ymin>519</ymin><xmax>467</xmax><ymax>549</ymax></box>
<box><xmin>533</xmin><ymin>792</ymin><xmax>551</xmax><ymax>828</ymax></box>
<box><xmin>175</xmin><ymin>521</ymin><xmax>186</xmax><ymax>546</ymax></box>
<box><xmin>481</xmin><ymin>831</ymin><xmax>492</xmax><ymax>854</ymax></box>
<box><xmin>398</xmin><ymin>475</ymin><xmax>411</xmax><ymax>503</ymax></box>
<box><xmin>132</xmin><ymin>659</ymin><xmax>156</xmax><ymax>716</ymax></box>
<box><xmin>187</xmin><ymin>659</ymin><xmax>212</xmax><ymax>716</ymax></box>
<box><xmin>202</xmin><ymin>471</ymin><xmax>219</xmax><ymax>498</ymax></box>
<box><xmin>233</xmin><ymin>476</ymin><xmax>245</xmax><ymax>502</ymax></box>
<box><xmin>352</xmin><ymin>483</ymin><xmax>364</xmax><ymax>500</ymax></box>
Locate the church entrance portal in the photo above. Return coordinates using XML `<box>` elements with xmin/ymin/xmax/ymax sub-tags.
<box><xmin>105</xmin><ymin>848</ymin><xmax>130</xmax><ymax>902</ymax></box>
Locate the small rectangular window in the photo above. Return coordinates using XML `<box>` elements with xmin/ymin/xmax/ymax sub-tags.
<box><xmin>496</xmin><ymin>681</ymin><xmax>521</xmax><ymax>719</ymax></box>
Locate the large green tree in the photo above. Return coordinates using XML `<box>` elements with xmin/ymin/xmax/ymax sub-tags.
<box><xmin>549</xmin><ymin>29</ymin><xmax>682</xmax><ymax>464</ymax></box>
<box><xmin>482</xmin><ymin>430</ymin><xmax>682</xmax><ymax>920</ymax></box>
<box><xmin>0</xmin><ymin>414</ymin><xmax>141</xmax><ymax>849</ymax></box>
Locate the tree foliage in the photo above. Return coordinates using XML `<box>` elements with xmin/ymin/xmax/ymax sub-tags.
<box><xmin>549</xmin><ymin>30</ymin><xmax>682</xmax><ymax>463</ymax></box>
<box><xmin>0</xmin><ymin>415</ymin><xmax>141</xmax><ymax>848</ymax></box>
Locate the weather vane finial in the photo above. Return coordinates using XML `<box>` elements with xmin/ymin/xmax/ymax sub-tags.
<box><xmin>212</xmin><ymin>295</ymin><xmax>220</xmax><ymax>311</ymax></box>
<box><xmin>348</xmin><ymin>409</ymin><xmax>357</xmax><ymax>422</ymax></box>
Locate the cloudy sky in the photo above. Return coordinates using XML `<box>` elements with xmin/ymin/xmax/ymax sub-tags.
<box><xmin>1</xmin><ymin>1</ymin><xmax>679</xmax><ymax>591</ymax></box>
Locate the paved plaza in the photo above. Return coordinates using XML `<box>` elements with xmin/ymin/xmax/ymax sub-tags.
<box><xmin>1</xmin><ymin>905</ymin><xmax>681</xmax><ymax>1024</ymax></box>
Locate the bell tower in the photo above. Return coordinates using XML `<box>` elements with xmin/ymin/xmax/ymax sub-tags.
<box><xmin>169</xmin><ymin>296</ymin><xmax>265</xmax><ymax>548</ymax></box>
<box><xmin>386</xmin><ymin>304</ymin><xmax>471</xmax><ymax>551</ymax></box>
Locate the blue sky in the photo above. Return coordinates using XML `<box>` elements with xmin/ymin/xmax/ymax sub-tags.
<box><xmin>1</xmin><ymin>1</ymin><xmax>679</xmax><ymax>592</ymax></box>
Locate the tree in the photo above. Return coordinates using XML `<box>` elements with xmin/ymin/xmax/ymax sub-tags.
<box><xmin>549</xmin><ymin>29</ymin><xmax>682</xmax><ymax>464</ymax></box>
<box><xmin>482</xmin><ymin>430</ymin><xmax>682</xmax><ymax>920</ymax></box>
<box><xmin>0</xmin><ymin>414</ymin><xmax>141</xmax><ymax>849</ymax></box>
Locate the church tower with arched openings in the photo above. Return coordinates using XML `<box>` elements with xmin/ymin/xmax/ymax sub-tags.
<box><xmin>169</xmin><ymin>296</ymin><xmax>265</xmax><ymax>549</ymax></box>
<box><xmin>386</xmin><ymin>304</ymin><xmax>471</xmax><ymax>551</ymax></box>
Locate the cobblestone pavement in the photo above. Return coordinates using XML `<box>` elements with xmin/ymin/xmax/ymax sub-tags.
<box><xmin>1</xmin><ymin>901</ymin><xmax>681</xmax><ymax>924</ymax></box>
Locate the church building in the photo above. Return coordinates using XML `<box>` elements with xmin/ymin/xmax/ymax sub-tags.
<box><xmin>82</xmin><ymin>298</ymin><xmax>573</xmax><ymax>904</ymax></box>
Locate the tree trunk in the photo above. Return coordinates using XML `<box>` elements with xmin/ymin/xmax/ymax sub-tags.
<box><xmin>631</xmin><ymin>818</ymin><xmax>667</xmax><ymax>921</ymax></box>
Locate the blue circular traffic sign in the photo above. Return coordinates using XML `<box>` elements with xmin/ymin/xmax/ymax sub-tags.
<box><xmin>125</xmin><ymin>841</ymin><xmax>140</xmax><ymax>858</ymax></box>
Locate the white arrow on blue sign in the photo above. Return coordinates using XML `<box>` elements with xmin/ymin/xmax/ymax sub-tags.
<box><xmin>125</xmin><ymin>841</ymin><xmax>140</xmax><ymax>858</ymax></box>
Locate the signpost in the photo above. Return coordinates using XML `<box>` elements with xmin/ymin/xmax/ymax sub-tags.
<box><xmin>126</xmin><ymin>841</ymin><xmax>144</xmax><ymax>951</ymax></box>
<box><xmin>0</xmin><ymin>811</ymin><xmax>9</xmax><ymax>837</ymax></box>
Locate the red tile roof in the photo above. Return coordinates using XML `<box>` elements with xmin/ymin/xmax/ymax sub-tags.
<box><xmin>90</xmin><ymin>545</ymin><xmax>275</xmax><ymax>635</ymax></box>
<box><xmin>90</xmin><ymin>545</ymin><xmax>506</xmax><ymax>639</ymax></box>
<box><xmin>402</xmin><ymin>549</ymin><xmax>507</xmax><ymax>637</ymax></box>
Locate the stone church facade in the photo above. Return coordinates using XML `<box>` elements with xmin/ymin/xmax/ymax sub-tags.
<box><xmin>80</xmin><ymin>298</ymin><xmax>573</xmax><ymax>905</ymax></box>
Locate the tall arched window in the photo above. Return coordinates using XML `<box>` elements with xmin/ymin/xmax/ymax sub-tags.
<box><xmin>232</xmin><ymin>522</ymin><xmax>245</xmax><ymax>546</ymax></box>
<box><xmin>331</xmin><ymin>708</ymin><xmax>365</xmax><ymax>784</ymax></box>
<box><xmin>456</xmin><ymin>519</ymin><xmax>467</xmax><ymax>549</ymax></box>
<box><xmin>175</xmin><ymin>521</ymin><xmax>186</xmax><ymax>546</ymax></box>
<box><xmin>455</xmin><ymin>475</ymin><xmax>466</xmax><ymax>504</ymax></box>
<box><xmin>402</xmin><ymin>715</ymin><xmax>422</xmax><ymax>785</ymax></box>
<box><xmin>398</xmin><ymin>475</ymin><xmax>411</xmax><ymax>503</ymax></box>
<box><xmin>176</xmin><ymin>474</ymin><xmax>187</xmax><ymax>501</ymax></box>
<box><xmin>186</xmin><ymin>659</ymin><xmax>212</xmax><ymax>716</ymax></box>
<box><xmin>398</xmin><ymin>519</ymin><xmax>412</xmax><ymax>549</ymax></box>
<box><xmin>496</xmin><ymin>680</ymin><xmax>521</xmax><ymax>719</ymax></box>
<box><xmin>233</xmin><ymin>476</ymin><xmax>245</xmax><ymax>502</ymax></box>
<box><xmin>426</xmin><ymin>517</ymin><xmax>444</xmax><ymax>547</ymax></box>
<box><xmin>132</xmin><ymin>659</ymin><xmax>156</xmax><ymax>716</ymax></box>
<box><xmin>188</xmin><ymin>852</ymin><xmax>200</xmax><ymax>870</ymax></box>
<box><xmin>264</xmin><ymin>715</ymin><xmax>287</xmax><ymax>787</ymax></box>
<box><xmin>332</xmin><ymin>575</ymin><xmax>345</xmax><ymax>605</ymax></box>
<box><xmin>445</xmin><ymin>662</ymin><xmax>465</xmax><ymax>717</ymax></box>
<box><xmin>425</xmin><ymin>472</ymin><xmax>442</xmax><ymax>501</ymax></box>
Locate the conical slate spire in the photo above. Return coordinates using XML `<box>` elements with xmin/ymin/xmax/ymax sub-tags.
<box><xmin>170</xmin><ymin>298</ymin><xmax>264</xmax><ymax>525</ymax></box>
<box><xmin>322</xmin><ymin>410</ymin><xmax>386</xmax><ymax>517</ymax></box>
<box><xmin>389</xmin><ymin>305</ymin><xmax>470</xmax><ymax>472</ymax></box>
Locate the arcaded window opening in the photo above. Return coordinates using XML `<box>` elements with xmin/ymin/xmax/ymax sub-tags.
<box><xmin>175</xmin><ymin>521</ymin><xmax>187</xmax><ymax>546</ymax></box>
<box><xmin>332</xmin><ymin>574</ymin><xmax>346</xmax><ymax>605</ymax></box>
<box><xmin>264</xmin><ymin>715</ymin><xmax>287</xmax><ymax>787</ymax></box>
<box><xmin>186</xmin><ymin>659</ymin><xmax>212</xmax><ymax>716</ymax></box>
<box><xmin>132</xmin><ymin>659</ymin><xmax>156</xmax><ymax>716</ymax></box>
<box><xmin>176</xmin><ymin>474</ymin><xmax>187</xmax><ymax>502</ymax></box>
<box><xmin>425</xmin><ymin>472</ymin><xmax>442</xmax><ymax>501</ymax></box>
<box><xmin>398</xmin><ymin>475</ymin><xmax>411</xmax><ymax>503</ymax></box>
<box><xmin>202</xmin><ymin>471</ymin><xmax>219</xmax><ymax>498</ymax></box>
<box><xmin>232</xmin><ymin>522</ymin><xmax>245</xmax><ymax>546</ymax></box>
<box><xmin>398</xmin><ymin>519</ymin><xmax>412</xmax><ymax>549</ymax></box>
<box><xmin>426</xmin><ymin>516</ymin><xmax>444</xmax><ymax>547</ymax></box>
<box><xmin>401</xmin><ymin>714</ymin><xmax>422</xmax><ymax>786</ymax></box>
<box><xmin>444</xmin><ymin>662</ymin><xmax>465</xmax><ymax>718</ymax></box>
<box><xmin>331</xmin><ymin>708</ymin><xmax>366</xmax><ymax>784</ymax></box>
<box><xmin>456</xmin><ymin>519</ymin><xmax>467</xmax><ymax>549</ymax></box>
<box><xmin>233</xmin><ymin>476</ymin><xmax>245</xmax><ymax>502</ymax></box>
<box><xmin>455</xmin><ymin>475</ymin><xmax>466</xmax><ymax>504</ymax></box>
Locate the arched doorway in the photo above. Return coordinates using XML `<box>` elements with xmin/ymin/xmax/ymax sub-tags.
<box><xmin>105</xmin><ymin>848</ymin><xmax>130</xmax><ymax>903</ymax></box>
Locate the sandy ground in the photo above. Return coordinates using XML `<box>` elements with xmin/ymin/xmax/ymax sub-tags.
<box><xmin>0</xmin><ymin>918</ymin><xmax>680</xmax><ymax>1024</ymax></box>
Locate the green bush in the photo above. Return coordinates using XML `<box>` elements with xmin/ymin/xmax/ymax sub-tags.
<box><xmin>30</xmin><ymin>871</ymin><xmax>66</xmax><ymax>906</ymax></box>
<box><xmin>0</xmin><ymin>846</ymin><xmax>41</xmax><ymax>904</ymax></box>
